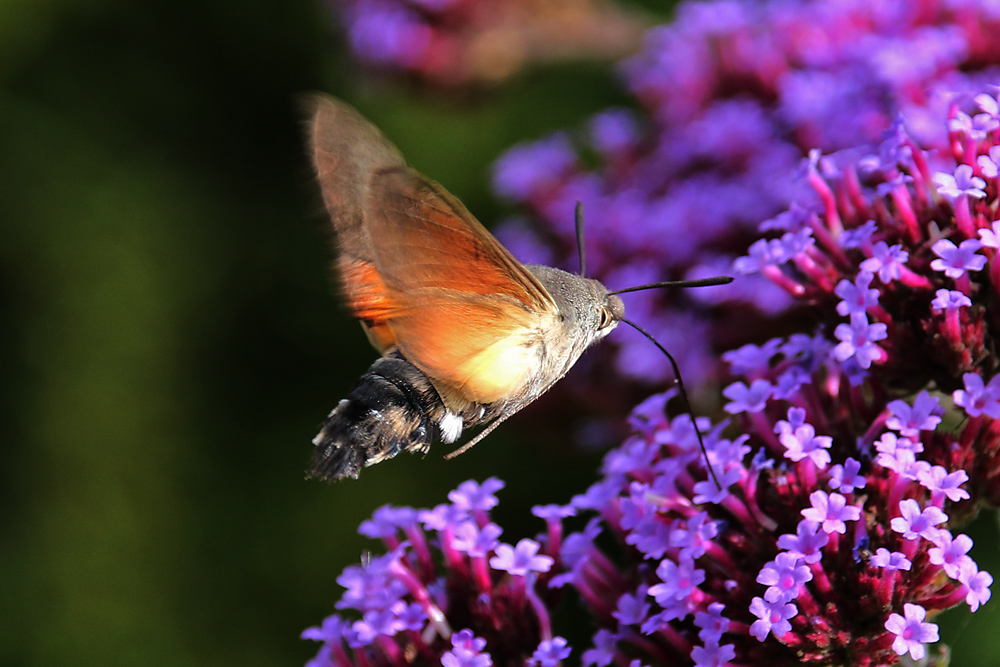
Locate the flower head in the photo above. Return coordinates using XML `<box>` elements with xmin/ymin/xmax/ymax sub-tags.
<box><xmin>303</xmin><ymin>480</ymin><xmax>567</xmax><ymax>666</ymax></box>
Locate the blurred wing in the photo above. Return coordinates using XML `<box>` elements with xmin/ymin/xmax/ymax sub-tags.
<box><xmin>365</xmin><ymin>167</ymin><xmax>555</xmax><ymax>309</ymax></box>
<box><xmin>310</xmin><ymin>95</ymin><xmax>558</xmax><ymax>404</ymax></box>
<box><xmin>308</xmin><ymin>94</ymin><xmax>404</xmax><ymax>262</ymax></box>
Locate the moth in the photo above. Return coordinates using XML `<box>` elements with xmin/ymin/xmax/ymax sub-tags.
<box><xmin>306</xmin><ymin>95</ymin><xmax>728</xmax><ymax>481</ymax></box>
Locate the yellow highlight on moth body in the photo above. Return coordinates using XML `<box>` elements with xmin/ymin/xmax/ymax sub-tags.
<box><xmin>456</xmin><ymin>328</ymin><xmax>543</xmax><ymax>404</ymax></box>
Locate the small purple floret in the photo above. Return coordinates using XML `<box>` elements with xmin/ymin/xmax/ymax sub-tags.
<box><xmin>690</xmin><ymin>641</ymin><xmax>736</xmax><ymax>667</ymax></box>
<box><xmin>532</xmin><ymin>504</ymin><xmax>576</xmax><ymax>520</ymax></box>
<box><xmin>449</xmin><ymin>478</ymin><xmax>505</xmax><ymax>512</ymax></box>
<box><xmin>722</xmin><ymin>379</ymin><xmax>773</xmax><ymax>414</ymax></box>
<box><xmin>917</xmin><ymin>466</ymin><xmax>970</xmax><ymax>502</ymax></box>
<box><xmin>801</xmin><ymin>491</ymin><xmax>861</xmax><ymax>534</ymax></box>
<box><xmin>859</xmin><ymin>242</ymin><xmax>908</xmax><ymax>283</ymax></box>
<box><xmin>933</xmin><ymin>164</ymin><xmax>987</xmax><ymax>199</ymax></box>
<box><xmin>931</xmin><ymin>288</ymin><xmax>972</xmax><ymax>311</ymax></box>
<box><xmin>890</xmin><ymin>499</ymin><xmax>947</xmax><ymax>541</ymax></box>
<box><xmin>451</xmin><ymin>521</ymin><xmax>503</xmax><ymax>558</ymax></box>
<box><xmin>871</xmin><ymin>548</ymin><xmax>912</xmax><ymax>571</ymax></box>
<box><xmin>757</xmin><ymin>552</ymin><xmax>813</xmax><ymax>601</ymax></box>
<box><xmin>953</xmin><ymin>372</ymin><xmax>1000</xmax><ymax>418</ymax></box>
<box><xmin>961</xmin><ymin>566</ymin><xmax>993</xmax><ymax>612</ymax></box>
<box><xmin>779</xmin><ymin>423</ymin><xmax>833</xmax><ymax>468</ymax></box>
<box><xmin>928</xmin><ymin>532</ymin><xmax>973</xmax><ymax>579</ymax></box>
<box><xmin>489</xmin><ymin>539</ymin><xmax>553</xmax><ymax>576</ymax></box>
<box><xmin>777</xmin><ymin>520</ymin><xmax>829</xmax><ymax>564</ymax></box>
<box><xmin>839</xmin><ymin>220</ymin><xmax>878</xmax><ymax>249</ymax></box>
<box><xmin>721</xmin><ymin>339</ymin><xmax>782</xmax><ymax>375</ymax></box>
<box><xmin>835</xmin><ymin>271</ymin><xmax>880</xmax><ymax>316</ymax></box>
<box><xmin>749</xmin><ymin>596</ymin><xmax>797</xmax><ymax>641</ymax></box>
<box><xmin>884</xmin><ymin>603</ymin><xmax>939</xmax><ymax>661</ymax></box>
<box><xmin>833</xmin><ymin>313</ymin><xmax>887</xmax><ymax>369</ymax></box>
<box><xmin>581</xmin><ymin>629</ymin><xmax>616</xmax><ymax>667</ymax></box>
<box><xmin>828</xmin><ymin>457</ymin><xmax>867</xmax><ymax>493</ymax></box>
<box><xmin>693</xmin><ymin>467</ymin><xmax>741</xmax><ymax>504</ymax></box>
<box><xmin>979</xmin><ymin>220</ymin><xmax>1000</xmax><ymax>247</ymax></box>
<box><xmin>529</xmin><ymin>637</ymin><xmax>571</xmax><ymax>667</ymax></box>
<box><xmin>886</xmin><ymin>391</ymin><xmax>943</xmax><ymax>437</ymax></box>
<box><xmin>694</xmin><ymin>602</ymin><xmax>730</xmax><ymax>643</ymax></box>
<box><xmin>649</xmin><ymin>557</ymin><xmax>706</xmax><ymax>605</ymax></box>
<box><xmin>929</xmin><ymin>239</ymin><xmax>987</xmax><ymax>278</ymax></box>
<box><xmin>442</xmin><ymin>629</ymin><xmax>493</xmax><ymax>667</ymax></box>
<box><xmin>977</xmin><ymin>146</ymin><xmax>1000</xmax><ymax>179</ymax></box>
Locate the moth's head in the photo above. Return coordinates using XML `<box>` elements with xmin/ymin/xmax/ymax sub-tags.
<box><xmin>527</xmin><ymin>265</ymin><xmax>624</xmax><ymax>344</ymax></box>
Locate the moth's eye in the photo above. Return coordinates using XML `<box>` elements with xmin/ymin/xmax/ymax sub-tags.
<box><xmin>598</xmin><ymin>307</ymin><xmax>613</xmax><ymax>329</ymax></box>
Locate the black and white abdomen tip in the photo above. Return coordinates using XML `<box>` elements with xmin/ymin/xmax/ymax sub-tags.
<box><xmin>309</xmin><ymin>353</ymin><xmax>448</xmax><ymax>481</ymax></box>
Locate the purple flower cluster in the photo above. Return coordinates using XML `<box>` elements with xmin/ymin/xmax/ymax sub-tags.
<box><xmin>491</xmin><ymin>0</ymin><xmax>1000</xmax><ymax>397</ymax></box>
<box><xmin>302</xmin><ymin>479</ymin><xmax>572</xmax><ymax>667</ymax></box>
<box><xmin>332</xmin><ymin>0</ymin><xmax>645</xmax><ymax>86</ymax></box>
<box><xmin>511</xmin><ymin>79</ymin><xmax>1000</xmax><ymax>667</ymax></box>
<box><xmin>545</xmin><ymin>336</ymin><xmax>991</xmax><ymax>664</ymax></box>
<box><xmin>732</xmin><ymin>86</ymin><xmax>1000</xmax><ymax>498</ymax></box>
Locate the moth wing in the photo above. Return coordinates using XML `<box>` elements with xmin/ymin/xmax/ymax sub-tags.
<box><xmin>310</xmin><ymin>95</ymin><xmax>414</xmax><ymax>353</ymax></box>
<box><xmin>308</xmin><ymin>94</ymin><xmax>404</xmax><ymax>263</ymax></box>
<box><xmin>364</xmin><ymin>168</ymin><xmax>559</xmax><ymax>404</ymax></box>
<box><xmin>365</xmin><ymin>167</ymin><xmax>555</xmax><ymax>309</ymax></box>
<box><xmin>310</xmin><ymin>95</ymin><xmax>559</xmax><ymax>404</ymax></box>
<box><xmin>385</xmin><ymin>292</ymin><xmax>552</xmax><ymax>405</ymax></box>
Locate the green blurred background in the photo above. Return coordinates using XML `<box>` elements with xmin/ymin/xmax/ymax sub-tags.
<box><xmin>0</xmin><ymin>0</ymin><xmax>996</xmax><ymax>665</ymax></box>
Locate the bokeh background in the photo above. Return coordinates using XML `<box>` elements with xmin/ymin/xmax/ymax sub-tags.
<box><xmin>1</xmin><ymin>0</ymin><xmax>997</xmax><ymax>666</ymax></box>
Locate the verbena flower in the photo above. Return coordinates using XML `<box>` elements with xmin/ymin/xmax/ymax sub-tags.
<box><xmin>546</xmin><ymin>317</ymin><xmax>994</xmax><ymax>665</ymax></box>
<box><xmin>302</xmin><ymin>478</ymin><xmax>572</xmax><ymax>666</ymax></box>
<box><xmin>331</xmin><ymin>0</ymin><xmax>645</xmax><ymax>86</ymax></box>
<box><xmin>885</xmin><ymin>604</ymin><xmax>940</xmax><ymax>661</ymax></box>
<box><xmin>532</xmin><ymin>77</ymin><xmax>999</xmax><ymax>667</ymax></box>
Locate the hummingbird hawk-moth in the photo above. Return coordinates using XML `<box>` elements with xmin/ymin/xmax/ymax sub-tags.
<box><xmin>306</xmin><ymin>95</ymin><xmax>728</xmax><ymax>481</ymax></box>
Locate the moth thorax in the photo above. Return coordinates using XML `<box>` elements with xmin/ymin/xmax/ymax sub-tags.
<box><xmin>527</xmin><ymin>264</ymin><xmax>622</xmax><ymax>345</ymax></box>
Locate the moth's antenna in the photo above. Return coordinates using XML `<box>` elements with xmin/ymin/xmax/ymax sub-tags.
<box><xmin>620</xmin><ymin>317</ymin><xmax>723</xmax><ymax>491</ymax></box>
<box><xmin>609</xmin><ymin>276</ymin><xmax>733</xmax><ymax>295</ymax></box>
<box><xmin>575</xmin><ymin>201</ymin><xmax>587</xmax><ymax>277</ymax></box>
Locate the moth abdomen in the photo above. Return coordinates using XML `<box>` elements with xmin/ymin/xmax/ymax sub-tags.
<box><xmin>309</xmin><ymin>353</ymin><xmax>451</xmax><ymax>481</ymax></box>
